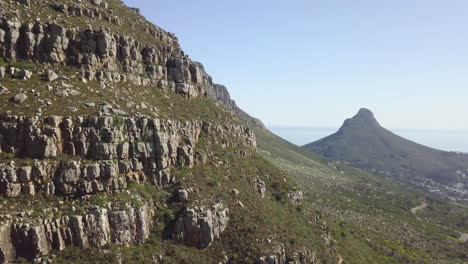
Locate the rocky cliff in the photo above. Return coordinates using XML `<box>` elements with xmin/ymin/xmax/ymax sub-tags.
<box><xmin>0</xmin><ymin>0</ymin><xmax>260</xmax><ymax>261</ymax></box>
<box><xmin>0</xmin><ymin>114</ymin><xmax>255</xmax><ymax>262</ymax></box>
<box><xmin>0</xmin><ymin>0</ymin><xmax>262</xmax><ymax>129</ymax></box>
<box><xmin>0</xmin><ymin>0</ymin><xmax>326</xmax><ymax>263</ymax></box>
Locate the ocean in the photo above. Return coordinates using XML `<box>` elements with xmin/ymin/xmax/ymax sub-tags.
<box><xmin>268</xmin><ymin>126</ymin><xmax>468</xmax><ymax>153</ymax></box>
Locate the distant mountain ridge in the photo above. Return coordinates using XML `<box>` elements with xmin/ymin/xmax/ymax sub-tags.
<box><xmin>303</xmin><ymin>108</ymin><xmax>468</xmax><ymax>200</ymax></box>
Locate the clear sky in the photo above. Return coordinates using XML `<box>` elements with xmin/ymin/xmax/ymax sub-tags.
<box><xmin>124</xmin><ymin>0</ymin><xmax>468</xmax><ymax>130</ymax></box>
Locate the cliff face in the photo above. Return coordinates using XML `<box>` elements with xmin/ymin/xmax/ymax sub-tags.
<box><xmin>0</xmin><ymin>204</ymin><xmax>154</xmax><ymax>262</ymax></box>
<box><xmin>0</xmin><ymin>1</ymin><xmax>260</xmax><ymax>260</ymax></box>
<box><xmin>0</xmin><ymin>114</ymin><xmax>255</xmax><ymax>262</ymax></box>
<box><xmin>0</xmin><ymin>115</ymin><xmax>255</xmax><ymax>198</ymax></box>
<box><xmin>0</xmin><ymin>2</ymin><xmax>259</xmax><ymax>111</ymax></box>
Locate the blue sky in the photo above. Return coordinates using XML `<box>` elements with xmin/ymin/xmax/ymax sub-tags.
<box><xmin>124</xmin><ymin>0</ymin><xmax>468</xmax><ymax>130</ymax></box>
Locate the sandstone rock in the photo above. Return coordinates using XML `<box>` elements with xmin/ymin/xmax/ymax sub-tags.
<box><xmin>173</xmin><ymin>203</ymin><xmax>229</xmax><ymax>249</ymax></box>
<box><xmin>7</xmin><ymin>68</ymin><xmax>16</xmax><ymax>76</ymax></box>
<box><xmin>69</xmin><ymin>89</ymin><xmax>81</xmax><ymax>96</ymax></box>
<box><xmin>0</xmin><ymin>115</ymin><xmax>255</xmax><ymax>196</ymax></box>
<box><xmin>177</xmin><ymin>189</ymin><xmax>189</xmax><ymax>202</ymax></box>
<box><xmin>45</xmin><ymin>70</ymin><xmax>58</xmax><ymax>82</ymax></box>
<box><xmin>91</xmin><ymin>0</ymin><xmax>102</xmax><ymax>6</ymax></box>
<box><xmin>17</xmin><ymin>70</ymin><xmax>32</xmax><ymax>80</ymax></box>
<box><xmin>0</xmin><ymin>85</ymin><xmax>8</xmax><ymax>95</ymax></box>
<box><xmin>54</xmin><ymin>89</ymin><xmax>68</xmax><ymax>97</ymax></box>
<box><xmin>11</xmin><ymin>93</ymin><xmax>28</xmax><ymax>104</ymax></box>
<box><xmin>259</xmin><ymin>244</ymin><xmax>317</xmax><ymax>264</ymax></box>
<box><xmin>0</xmin><ymin>204</ymin><xmax>154</xmax><ymax>262</ymax></box>
<box><xmin>259</xmin><ymin>244</ymin><xmax>286</xmax><ymax>264</ymax></box>
<box><xmin>287</xmin><ymin>191</ymin><xmax>304</xmax><ymax>205</ymax></box>
<box><xmin>130</xmin><ymin>8</ymin><xmax>140</xmax><ymax>14</ymax></box>
<box><xmin>253</xmin><ymin>179</ymin><xmax>266</xmax><ymax>198</ymax></box>
<box><xmin>100</xmin><ymin>2</ymin><xmax>109</xmax><ymax>8</ymax></box>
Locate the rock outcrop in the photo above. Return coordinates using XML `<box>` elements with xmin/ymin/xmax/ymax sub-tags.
<box><xmin>258</xmin><ymin>244</ymin><xmax>319</xmax><ymax>264</ymax></box>
<box><xmin>0</xmin><ymin>16</ymin><xmax>237</xmax><ymax>103</ymax></box>
<box><xmin>0</xmin><ymin>203</ymin><xmax>154</xmax><ymax>262</ymax></box>
<box><xmin>287</xmin><ymin>191</ymin><xmax>304</xmax><ymax>205</ymax></box>
<box><xmin>0</xmin><ymin>9</ymin><xmax>263</xmax><ymax>127</ymax></box>
<box><xmin>173</xmin><ymin>203</ymin><xmax>229</xmax><ymax>249</ymax></box>
<box><xmin>252</xmin><ymin>179</ymin><xmax>267</xmax><ymax>198</ymax></box>
<box><xmin>0</xmin><ymin>115</ymin><xmax>256</xmax><ymax>198</ymax></box>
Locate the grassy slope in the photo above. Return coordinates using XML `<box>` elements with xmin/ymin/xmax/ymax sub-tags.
<box><xmin>255</xmin><ymin>128</ymin><xmax>468</xmax><ymax>264</ymax></box>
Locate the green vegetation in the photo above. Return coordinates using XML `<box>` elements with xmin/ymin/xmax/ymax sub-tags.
<box><xmin>255</xmin><ymin>127</ymin><xmax>468</xmax><ymax>264</ymax></box>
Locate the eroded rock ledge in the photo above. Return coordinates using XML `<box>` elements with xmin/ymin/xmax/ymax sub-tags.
<box><xmin>0</xmin><ymin>115</ymin><xmax>256</xmax><ymax>198</ymax></box>
<box><xmin>0</xmin><ymin>113</ymin><xmax>255</xmax><ymax>262</ymax></box>
<box><xmin>0</xmin><ymin>203</ymin><xmax>154</xmax><ymax>262</ymax></box>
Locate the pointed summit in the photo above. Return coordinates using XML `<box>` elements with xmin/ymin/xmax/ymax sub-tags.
<box><xmin>342</xmin><ymin>108</ymin><xmax>379</xmax><ymax>129</ymax></box>
<box><xmin>355</xmin><ymin>108</ymin><xmax>375</xmax><ymax>120</ymax></box>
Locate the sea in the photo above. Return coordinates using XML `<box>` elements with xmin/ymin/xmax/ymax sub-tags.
<box><xmin>268</xmin><ymin>126</ymin><xmax>468</xmax><ymax>153</ymax></box>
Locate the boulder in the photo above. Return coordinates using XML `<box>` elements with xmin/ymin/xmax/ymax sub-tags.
<box><xmin>230</xmin><ymin>189</ymin><xmax>240</xmax><ymax>196</ymax></box>
<box><xmin>54</xmin><ymin>89</ymin><xmax>69</xmax><ymax>97</ymax></box>
<box><xmin>0</xmin><ymin>85</ymin><xmax>8</xmax><ymax>95</ymax></box>
<box><xmin>100</xmin><ymin>2</ymin><xmax>109</xmax><ymax>8</ymax></box>
<box><xmin>287</xmin><ymin>191</ymin><xmax>304</xmax><ymax>205</ymax></box>
<box><xmin>253</xmin><ymin>179</ymin><xmax>266</xmax><ymax>198</ymax></box>
<box><xmin>17</xmin><ymin>69</ymin><xmax>32</xmax><ymax>80</ymax></box>
<box><xmin>11</xmin><ymin>93</ymin><xmax>28</xmax><ymax>104</ymax></box>
<box><xmin>45</xmin><ymin>70</ymin><xmax>59</xmax><ymax>82</ymax></box>
<box><xmin>91</xmin><ymin>0</ymin><xmax>102</xmax><ymax>6</ymax></box>
<box><xmin>69</xmin><ymin>89</ymin><xmax>81</xmax><ymax>96</ymax></box>
<box><xmin>177</xmin><ymin>189</ymin><xmax>189</xmax><ymax>202</ymax></box>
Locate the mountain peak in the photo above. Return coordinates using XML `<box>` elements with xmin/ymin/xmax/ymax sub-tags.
<box><xmin>342</xmin><ymin>108</ymin><xmax>379</xmax><ymax>129</ymax></box>
<box><xmin>356</xmin><ymin>108</ymin><xmax>374</xmax><ymax>119</ymax></box>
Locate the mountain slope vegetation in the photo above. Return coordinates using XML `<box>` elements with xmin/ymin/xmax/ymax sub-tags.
<box><xmin>255</xmin><ymin>127</ymin><xmax>468</xmax><ymax>264</ymax></box>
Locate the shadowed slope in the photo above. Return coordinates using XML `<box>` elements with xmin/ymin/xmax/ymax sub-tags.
<box><xmin>303</xmin><ymin>108</ymin><xmax>468</xmax><ymax>186</ymax></box>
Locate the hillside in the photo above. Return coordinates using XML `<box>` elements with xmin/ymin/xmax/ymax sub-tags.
<box><xmin>0</xmin><ymin>0</ymin><xmax>467</xmax><ymax>263</ymax></box>
<box><xmin>0</xmin><ymin>0</ymin><xmax>335</xmax><ymax>263</ymax></box>
<box><xmin>303</xmin><ymin>108</ymin><xmax>468</xmax><ymax>202</ymax></box>
<box><xmin>255</xmin><ymin>127</ymin><xmax>468</xmax><ymax>264</ymax></box>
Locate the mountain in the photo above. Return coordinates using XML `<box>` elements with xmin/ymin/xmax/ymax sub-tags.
<box><xmin>303</xmin><ymin>108</ymin><xmax>468</xmax><ymax>201</ymax></box>
<box><xmin>0</xmin><ymin>0</ymin><xmax>467</xmax><ymax>263</ymax></box>
<box><xmin>0</xmin><ymin>0</ymin><xmax>332</xmax><ymax>263</ymax></box>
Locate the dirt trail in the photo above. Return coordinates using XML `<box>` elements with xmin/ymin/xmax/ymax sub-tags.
<box><xmin>410</xmin><ymin>201</ymin><xmax>427</xmax><ymax>215</ymax></box>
